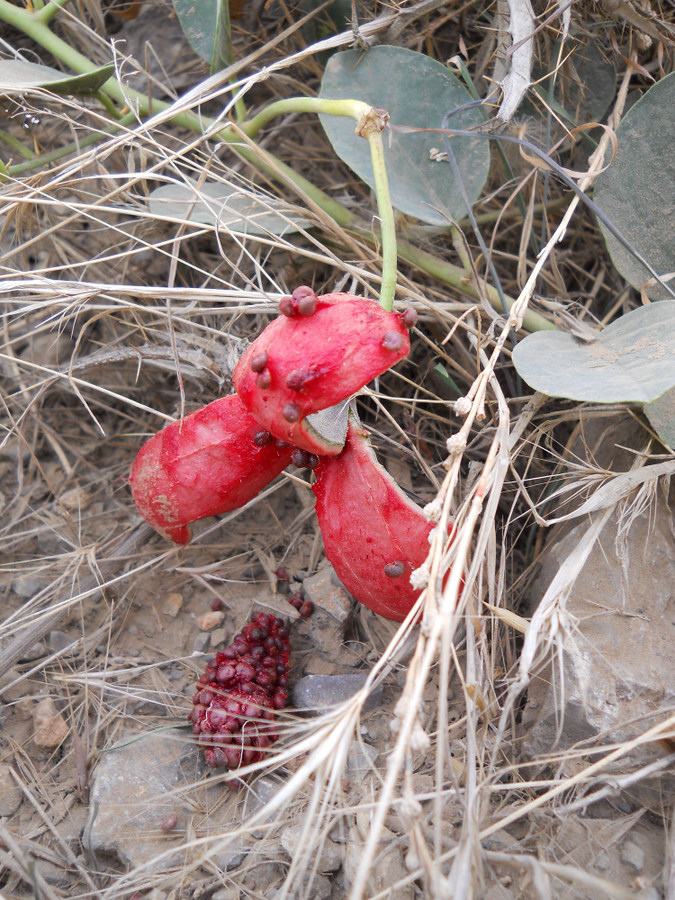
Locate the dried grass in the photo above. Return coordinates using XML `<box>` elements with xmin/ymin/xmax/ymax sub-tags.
<box><xmin>0</xmin><ymin>1</ymin><xmax>672</xmax><ymax>898</ymax></box>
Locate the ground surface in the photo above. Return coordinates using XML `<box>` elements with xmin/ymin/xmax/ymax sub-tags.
<box><xmin>0</xmin><ymin>1</ymin><xmax>673</xmax><ymax>898</ymax></box>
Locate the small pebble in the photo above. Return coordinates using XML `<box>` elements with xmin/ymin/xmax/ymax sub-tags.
<box><xmin>33</xmin><ymin>697</ymin><xmax>69</xmax><ymax>749</ymax></box>
<box><xmin>20</xmin><ymin>642</ymin><xmax>45</xmax><ymax>662</ymax></box>
<box><xmin>193</xmin><ymin>633</ymin><xmax>211</xmax><ymax>654</ymax></box>
<box><xmin>162</xmin><ymin>593</ymin><xmax>184</xmax><ymax>617</ymax></box>
<box><xmin>0</xmin><ymin>764</ymin><xmax>22</xmax><ymax>816</ymax></box>
<box><xmin>196</xmin><ymin>610</ymin><xmax>225</xmax><ymax>631</ymax></box>
<box><xmin>48</xmin><ymin>630</ymin><xmax>71</xmax><ymax>653</ymax></box>
<box><xmin>621</xmin><ymin>840</ymin><xmax>645</xmax><ymax>872</ymax></box>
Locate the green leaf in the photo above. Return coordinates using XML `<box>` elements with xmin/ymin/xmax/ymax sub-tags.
<box><xmin>318</xmin><ymin>46</ymin><xmax>490</xmax><ymax>225</ymax></box>
<box><xmin>529</xmin><ymin>41</ymin><xmax>616</xmax><ymax>130</ymax></box>
<box><xmin>644</xmin><ymin>388</ymin><xmax>675</xmax><ymax>448</ymax></box>
<box><xmin>171</xmin><ymin>0</ymin><xmax>217</xmax><ymax>65</ymax></box>
<box><xmin>0</xmin><ymin>60</ymin><xmax>113</xmax><ymax>96</ymax></box>
<box><xmin>511</xmin><ymin>302</ymin><xmax>675</xmax><ymax>404</ymax></box>
<box><xmin>593</xmin><ymin>73</ymin><xmax>675</xmax><ymax>300</ymax></box>
<box><xmin>147</xmin><ymin>179</ymin><xmax>312</xmax><ymax>235</ymax></box>
<box><xmin>211</xmin><ymin>0</ymin><xmax>233</xmax><ymax>74</ymax></box>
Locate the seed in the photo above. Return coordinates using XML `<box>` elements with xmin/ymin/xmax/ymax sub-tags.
<box><xmin>275</xmin><ymin>439</ymin><xmax>290</xmax><ymax>449</ymax></box>
<box><xmin>292</xmin><ymin>285</ymin><xmax>317</xmax><ymax>303</ymax></box>
<box><xmin>384</xmin><ymin>560</ymin><xmax>405</xmax><ymax>578</ymax></box>
<box><xmin>279</xmin><ymin>296</ymin><xmax>294</xmax><ymax>317</ymax></box>
<box><xmin>382</xmin><ymin>330</ymin><xmax>404</xmax><ymax>351</ymax></box>
<box><xmin>249</xmin><ymin>350</ymin><xmax>268</xmax><ymax>373</ymax></box>
<box><xmin>293</xmin><ymin>287</ymin><xmax>317</xmax><ymax>316</ymax></box>
<box><xmin>160</xmin><ymin>813</ymin><xmax>178</xmax><ymax>832</ymax></box>
<box><xmin>401</xmin><ymin>308</ymin><xmax>418</xmax><ymax>329</ymax></box>
<box><xmin>286</xmin><ymin>369</ymin><xmax>309</xmax><ymax>391</ymax></box>
<box><xmin>256</xmin><ymin>370</ymin><xmax>272</xmax><ymax>389</ymax></box>
<box><xmin>299</xmin><ymin>600</ymin><xmax>313</xmax><ymax>617</ymax></box>
<box><xmin>253</xmin><ymin>429</ymin><xmax>273</xmax><ymax>447</ymax></box>
<box><xmin>211</xmin><ymin>597</ymin><xmax>224</xmax><ymax>611</ymax></box>
<box><xmin>305</xmin><ymin>454</ymin><xmax>319</xmax><ymax>469</ymax></box>
<box><xmin>282</xmin><ymin>402</ymin><xmax>300</xmax><ymax>423</ymax></box>
<box><xmin>291</xmin><ymin>448</ymin><xmax>309</xmax><ymax>468</ymax></box>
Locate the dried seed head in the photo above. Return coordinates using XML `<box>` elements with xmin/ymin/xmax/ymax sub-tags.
<box><xmin>249</xmin><ymin>350</ymin><xmax>268</xmax><ymax>373</ymax></box>
<box><xmin>256</xmin><ymin>370</ymin><xmax>272</xmax><ymax>389</ymax></box>
<box><xmin>382</xmin><ymin>330</ymin><xmax>404</xmax><ymax>351</ymax></box>
<box><xmin>189</xmin><ymin>612</ymin><xmax>290</xmax><ymax>771</ymax></box>
<box><xmin>384</xmin><ymin>560</ymin><xmax>405</xmax><ymax>578</ymax></box>
<box><xmin>401</xmin><ymin>308</ymin><xmax>418</xmax><ymax>329</ymax></box>
<box><xmin>279</xmin><ymin>296</ymin><xmax>294</xmax><ymax>317</ymax></box>
<box><xmin>282</xmin><ymin>402</ymin><xmax>300</xmax><ymax>423</ymax></box>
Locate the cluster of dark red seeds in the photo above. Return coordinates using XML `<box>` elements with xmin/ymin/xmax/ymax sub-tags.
<box><xmin>189</xmin><ymin>613</ymin><xmax>290</xmax><ymax>770</ymax></box>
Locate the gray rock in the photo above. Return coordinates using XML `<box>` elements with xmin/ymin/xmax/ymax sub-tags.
<box><xmin>0</xmin><ymin>763</ymin><xmax>22</xmax><ymax>816</ymax></box>
<box><xmin>48</xmin><ymin>630</ymin><xmax>72</xmax><ymax>653</ymax></box>
<box><xmin>193</xmin><ymin>632</ymin><xmax>211</xmax><ymax>654</ymax></box>
<box><xmin>296</xmin><ymin>566</ymin><xmax>353</xmax><ymax>655</ymax></box>
<box><xmin>292</xmin><ymin>674</ymin><xmax>383</xmax><ymax>714</ymax></box>
<box><xmin>280</xmin><ymin>824</ymin><xmax>342</xmax><ymax>873</ymax></box>
<box><xmin>302</xmin><ymin>566</ymin><xmax>353</xmax><ymax>622</ymax></box>
<box><xmin>11</xmin><ymin>574</ymin><xmax>49</xmax><ymax>599</ymax></box>
<box><xmin>522</xmin><ymin>419</ymin><xmax>675</xmax><ymax>810</ymax></box>
<box><xmin>86</xmin><ymin>731</ymin><xmax>202</xmax><ymax>869</ymax></box>
<box><xmin>345</xmin><ymin>741</ymin><xmax>379</xmax><ymax>781</ymax></box>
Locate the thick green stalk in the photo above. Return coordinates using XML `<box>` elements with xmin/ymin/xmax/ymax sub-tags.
<box><xmin>365</xmin><ymin>129</ymin><xmax>396</xmax><ymax>310</ymax></box>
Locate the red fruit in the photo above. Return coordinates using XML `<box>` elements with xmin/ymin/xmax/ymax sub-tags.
<box><xmin>233</xmin><ymin>289</ymin><xmax>410</xmax><ymax>455</ymax></box>
<box><xmin>129</xmin><ymin>394</ymin><xmax>294</xmax><ymax>543</ymax></box>
<box><xmin>313</xmin><ymin>422</ymin><xmax>439</xmax><ymax>622</ymax></box>
<box><xmin>190</xmin><ymin>613</ymin><xmax>291</xmax><ymax>770</ymax></box>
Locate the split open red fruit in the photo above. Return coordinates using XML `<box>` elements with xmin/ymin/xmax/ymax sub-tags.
<box><xmin>312</xmin><ymin>422</ymin><xmax>436</xmax><ymax>622</ymax></box>
<box><xmin>233</xmin><ymin>287</ymin><xmax>410</xmax><ymax>455</ymax></box>
<box><xmin>189</xmin><ymin>612</ymin><xmax>290</xmax><ymax>770</ymax></box>
<box><xmin>129</xmin><ymin>394</ymin><xmax>294</xmax><ymax>543</ymax></box>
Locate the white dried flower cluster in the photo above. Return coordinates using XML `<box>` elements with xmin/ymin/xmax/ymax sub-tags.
<box><xmin>446</xmin><ymin>433</ymin><xmax>467</xmax><ymax>455</ymax></box>
<box><xmin>410</xmin><ymin>721</ymin><xmax>430</xmax><ymax>753</ymax></box>
<box><xmin>410</xmin><ymin>561</ymin><xmax>430</xmax><ymax>590</ymax></box>
<box><xmin>453</xmin><ymin>396</ymin><xmax>472</xmax><ymax>416</ymax></box>
<box><xmin>427</xmin><ymin>525</ymin><xmax>438</xmax><ymax>545</ymax></box>
<box><xmin>423</xmin><ymin>497</ymin><xmax>442</xmax><ymax>522</ymax></box>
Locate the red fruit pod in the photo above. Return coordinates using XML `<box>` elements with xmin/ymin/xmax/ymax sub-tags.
<box><xmin>129</xmin><ymin>394</ymin><xmax>294</xmax><ymax>543</ymax></box>
<box><xmin>312</xmin><ymin>422</ymin><xmax>438</xmax><ymax>622</ymax></box>
<box><xmin>233</xmin><ymin>291</ymin><xmax>410</xmax><ymax>456</ymax></box>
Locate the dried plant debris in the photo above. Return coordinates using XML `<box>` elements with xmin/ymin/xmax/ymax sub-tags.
<box><xmin>0</xmin><ymin>1</ymin><xmax>672</xmax><ymax>899</ymax></box>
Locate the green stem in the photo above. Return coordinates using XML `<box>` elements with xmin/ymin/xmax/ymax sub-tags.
<box><xmin>394</xmin><ymin>237</ymin><xmax>558</xmax><ymax>332</ymax></box>
<box><xmin>242</xmin><ymin>97</ymin><xmax>370</xmax><ymax>139</ymax></box>
<box><xmin>35</xmin><ymin>0</ymin><xmax>72</xmax><ymax>24</ymax></box>
<box><xmin>366</xmin><ymin>129</ymin><xmax>396</xmax><ymax>310</ymax></box>
<box><xmin>7</xmin><ymin>111</ymin><xmax>139</xmax><ymax>176</ymax></box>
<box><xmin>0</xmin><ymin>129</ymin><xmax>36</xmax><ymax>160</ymax></box>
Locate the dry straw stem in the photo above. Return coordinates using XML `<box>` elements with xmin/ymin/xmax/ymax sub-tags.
<box><xmin>1</xmin><ymin>8</ymin><xmax>671</xmax><ymax>899</ymax></box>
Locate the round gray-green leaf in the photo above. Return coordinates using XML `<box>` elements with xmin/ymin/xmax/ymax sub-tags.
<box><xmin>0</xmin><ymin>60</ymin><xmax>113</xmax><ymax>96</ymax></box>
<box><xmin>511</xmin><ymin>302</ymin><xmax>675</xmax><ymax>404</ymax></box>
<box><xmin>594</xmin><ymin>73</ymin><xmax>675</xmax><ymax>300</ymax></box>
<box><xmin>644</xmin><ymin>388</ymin><xmax>675</xmax><ymax>449</ymax></box>
<box><xmin>318</xmin><ymin>46</ymin><xmax>490</xmax><ymax>225</ymax></box>
<box><xmin>148</xmin><ymin>180</ymin><xmax>312</xmax><ymax>236</ymax></box>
